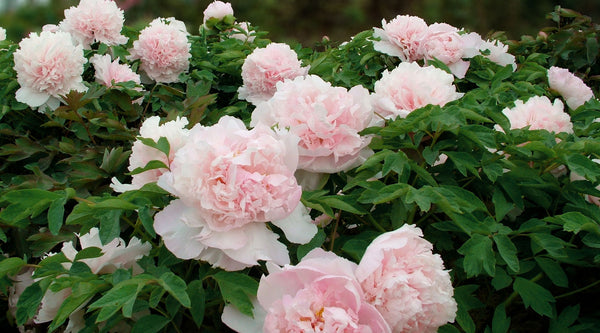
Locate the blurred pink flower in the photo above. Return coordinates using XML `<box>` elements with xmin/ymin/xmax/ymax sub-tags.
<box><xmin>372</xmin><ymin>15</ymin><xmax>428</xmax><ymax>62</ymax></box>
<box><xmin>548</xmin><ymin>66</ymin><xmax>594</xmax><ymax>109</ymax></box>
<box><xmin>496</xmin><ymin>96</ymin><xmax>573</xmax><ymax>134</ymax></box>
<box><xmin>238</xmin><ymin>43</ymin><xmax>308</xmax><ymax>105</ymax></box>
<box><xmin>0</xmin><ymin>27</ymin><xmax>6</xmax><ymax>41</ymax></box>
<box><xmin>203</xmin><ymin>1</ymin><xmax>234</xmax><ymax>25</ymax></box>
<box><xmin>13</xmin><ymin>31</ymin><xmax>87</xmax><ymax>110</ymax></box>
<box><xmin>90</xmin><ymin>54</ymin><xmax>141</xmax><ymax>87</ymax></box>
<box><xmin>371</xmin><ymin>62</ymin><xmax>463</xmax><ymax>119</ymax></box>
<box><xmin>58</xmin><ymin>0</ymin><xmax>128</xmax><ymax>48</ymax></box>
<box><xmin>128</xmin><ymin>17</ymin><xmax>191</xmax><ymax>83</ymax></box>
<box><xmin>251</xmin><ymin>75</ymin><xmax>374</xmax><ymax>173</ymax></box>
<box><xmin>355</xmin><ymin>224</ymin><xmax>457</xmax><ymax>333</ymax></box>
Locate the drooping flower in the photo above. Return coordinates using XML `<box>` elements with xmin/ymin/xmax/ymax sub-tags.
<box><xmin>372</xmin><ymin>14</ymin><xmax>429</xmax><ymax>62</ymax></box>
<box><xmin>89</xmin><ymin>54</ymin><xmax>141</xmax><ymax>88</ymax></box>
<box><xmin>111</xmin><ymin>116</ymin><xmax>190</xmax><ymax>192</ymax></box>
<box><xmin>58</xmin><ymin>0</ymin><xmax>128</xmax><ymax>48</ymax></box>
<box><xmin>371</xmin><ymin>62</ymin><xmax>463</xmax><ymax>119</ymax></box>
<box><xmin>251</xmin><ymin>75</ymin><xmax>374</xmax><ymax>173</ymax></box>
<box><xmin>237</xmin><ymin>43</ymin><xmax>309</xmax><ymax>105</ymax></box>
<box><xmin>355</xmin><ymin>224</ymin><xmax>457</xmax><ymax>333</ymax></box>
<box><xmin>495</xmin><ymin>96</ymin><xmax>573</xmax><ymax>134</ymax></box>
<box><xmin>222</xmin><ymin>248</ymin><xmax>391</xmax><ymax>333</ymax></box>
<box><xmin>128</xmin><ymin>17</ymin><xmax>191</xmax><ymax>83</ymax></box>
<box><xmin>203</xmin><ymin>1</ymin><xmax>234</xmax><ymax>26</ymax></box>
<box><xmin>154</xmin><ymin>116</ymin><xmax>316</xmax><ymax>270</ymax></box>
<box><xmin>13</xmin><ymin>31</ymin><xmax>87</xmax><ymax>110</ymax></box>
<box><xmin>548</xmin><ymin>66</ymin><xmax>594</xmax><ymax>109</ymax></box>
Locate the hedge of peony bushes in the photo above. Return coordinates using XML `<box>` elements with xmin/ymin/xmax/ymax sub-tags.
<box><xmin>0</xmin><ymin>0</ymin><xmax>599</xmax><ymax>332</ymax></box>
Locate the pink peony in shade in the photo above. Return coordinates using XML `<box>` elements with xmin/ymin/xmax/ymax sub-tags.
<box><xmin>222</xmin><ymin>248</ymin><xmax>391</xmax><ymax>333</ymax></box>
<box><xmin>251</xmin><ymin>75</ymin><xmax>374</xmax><ymax>173</ymax></box>
<box><xmin>372</xmin><ymin>15</ymin><xmax>429</xmax><ymax>62</ymax></box>
<box><xmin>128</xmin><ymin>17</ymin><xmax>191</xmax><ymax>83</ymax></box>
<box><xmin>371</xmin><ymin>62</ymin><xmax>463</xmax><ymax>119</ymax></box>
<box><xmin>58</xmin><ymin>0</ymin><xmax>128</xmax><ymax>48</ymax></box>
<box><xmin>495</xmin><ymin>96</ymin><xmax>573</xmax><ymax>134</ymax></box>
<box><xmin>154</xmin><ymin>116</ymin><xmax>316</xmax><ymax>270</ymax></box>
<box><xmin>13</xmin><ymin>30</ymin><xmax>87</xmax><ymax>111</ymax></box>
<box><xmin>89</xmin><ymin>54</ymin><xmax>141</xmax><ymax>88</ymax></box>
<box><xmin>548</xmin><ymin>66</ymin><xmax>595</xmax><ymax>110</ymax></box>
<box><xmin>111</xmin><ymin>116</ymin><xmax>190</xmax><ymax>193</ymax></box>
<box><xmin>203</xmin><ymin>1</ymin><xmax>234</xmax><ymax>25</ymax></box>
<box><xmin>355</xmin><ymin>224</ymin><xmax>457</xmax><ymax>333</ymax></box>
<box><xmin>237</xmin><ymin>42</ymin><xmax>309</xmax><ymax>105</ymax></box>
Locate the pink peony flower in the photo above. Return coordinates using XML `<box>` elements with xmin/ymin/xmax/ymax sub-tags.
<box><xmin>355</xmin><ymin>224</ymin><xmax>457</xmax><ymax>333</ymax></box>
<box><xmin>237</xmin><ymin>43</ymin><xmax>309</xmax><ymax>105</ymax></box>
<box><xmin>421</xmin><ymin>23</ymin><xmax>471</xmax><ymax>78</ymax></box>
<box><xmin>0</xmin><ymin>27</ymin><xmax>6</xmax><ymax>41</ymax></box>
<box><xmin>111</xmin><ymin>116</ymin><xmax>190</xmax><ymax>192</ymax></box>
<box><xmin>495</xmin><ymin>96</ymin><xmax>573</xmax><ymax>134</ymax></box>
<box><xmin>548</xmin><ymin>66</ymin><xmax>594</xmax><ymax>109</ymax></box>
<box><xmin>479</xmin><ymin>39</ymin><xmax>517</xmax><ymax>71</ymax></box>
<box><xmin>251</xmin><ymin>75</ymin><xmax>374</xmax><ymax>173</ymax></box>
<box><xmin>58</xmin><ymin>0</ymin><xmax>128</xmax><ymax>48</ymax></box>
<box><xmin>203</xmin><ymin>1</ymin><xmax>234</xmax><ymax>25</ymax></box>
<box><xmin>372</xmin><ymin>15</ymin><xmax>429</xmax><ymax>62</ymax></box>
<box><xmin>155</xmin><ymin>116</ymin><xmax>316</xmax><ymax>270</ymax></box>
<box><xmin>128</xmin><ymin>17</ymin><xmax>191</xmax><ymax>83</ymax></box>
<box><xmin>222</xmin><ymin>248</ymin><xmax>391</xmax><ymax>333</ymax></box>
<box><xmin>13</xmin><ymin>31</ymin><xmax>87</xmax><ymax>110</ymax></box>
<box><xmin>570</xmin><ymin>158</ymin><xmax>600</xmax><ymax>206</ymax></box>
<box><xmin>371</xmin><ymin>62</ymin><xmax>463</xmax><ymax>119</ymax></box>
<box><xmin>89</xmin><ymin>54</ymin><xmax>141</xmax><ymax>87</ymax></box>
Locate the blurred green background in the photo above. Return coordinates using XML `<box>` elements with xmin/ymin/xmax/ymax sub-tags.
<box><xmin>1</xmin><ymin>0</ymin><xmax>599</xmax><ymax>45</ymax></box>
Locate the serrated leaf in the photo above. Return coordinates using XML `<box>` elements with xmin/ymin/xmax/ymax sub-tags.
<box><xmin>138</xmin><ymin>136</ymin><xmax>170</xmax><ymax>157</ymax></box>
<box><xmin>213</xmin><ymin>271</ymin><xmax>258</xmax><ymax>317</ymax></box>
<box><xmin>458</xmin><ymin>234</ymin><xmax>496</xmax><ymax>277</ymax></box>
<box><xmin>492</xmin><ymin>303</ymin><xmax>511</xmax><ymax>333</ymax></box>
<box><xmin>494</xmin><ymin>234</ymin><xmax>520</xmax><ymax>273</ymax></box>
<box><xmin>513</xmin><ymin>277</ymin><xmax>555</xmax><ymax>317</ymax></box>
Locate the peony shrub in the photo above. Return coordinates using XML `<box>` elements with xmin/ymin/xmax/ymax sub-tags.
<box><xmin>0</xmin><ymin>2</ymin><xmax>599</xmax><ymax>333</ymax></box>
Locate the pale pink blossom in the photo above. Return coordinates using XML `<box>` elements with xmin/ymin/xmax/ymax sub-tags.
<box><xmin>570</xmin><ymin>158</ymin><xmax>600</xmax><ymax>206</ymax></box>
<box><xmin>251</xmin><ymin>75</ymin><xmax>374</xmax><ymax>173</ymax></box>
<box><xmin>479</xmin><ymin>39</ymin><xmax>517</xmax><ymax>71</ymax></box>
<box><xmin>372</xmin><ymin>15</ymin><xmax>429</xmax><ymax>62</ymax></box>
<box><xmin>128</xmin><ymin>17</ymin><xmax>191</xmax><ymax>83</ymax></box>
<box><xmin>41</xmin><ymin>24</ymin><xmax>59</xmax><ymax>33</ymax></box>
<box><xmin>548</xmin><ymin>66</ymin><xmax>594</xmax><ymax>109</ymax></box>
<box><xmin>13</xmin><ymin>31</ymin><xmax>87</xmax><ymax>110</ymax></box>
<box><xmin>89</xmin><ymin>54</ymin><xmax>141</xmax><ymax>87</ymax></box>
<box><xmin>155</xmin><ymin>116</ymin><xmax>316</xmax><ymax>270</ymax></box>
<box><xmin>355</xmin><ymin>224</ymin><xmax>457</xmax><ymax>333</ymax></box>
<box><xmin>421</xmin><ymin>23</ymin><xmax>471</xmax><ymax>78</ymax></box>
<box><xmin>238</xmin><ymin>43</ymin><xmax>309</xmax><ymax>105</ymax></box>
<box><xmin>230</xmin><ymin>22</ymin><xmax>255</xmax><ymax>43</ymax></box>
<box><xmin>203</xmin><ymin>1</ymin><xmax>234</xmax><ymax>25</ymax></box>
<box><xmin>111</xmin><ymin>116</ymin><xmax>190</xmax><ymax>192</ymax></box>
<box><xmin>495</xmin><ymin>96</ymin><xmax>573</xmax><ymax>134</ymax></box>
<box><xmin>58</xmin><ymin>0</ymin><xmax>128</xmax><ymax>48</ymax></box>
<box><xmin>222</xmin><ymin>248</ymin><xmax>391</xmax><ymax>333</ymax></box>
<box><xmin>0</xmin><ymin>27</ymin><xmax>6</xmax><ymax>41</ymax></box>
<box><xmin>372</xmin><ymin>62</ymin><xmax>463</xmax><ymax>119</ymax></box>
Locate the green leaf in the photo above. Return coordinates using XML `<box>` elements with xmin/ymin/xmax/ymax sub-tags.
<box><xmin>444</xmin><ymin>151</ymin><xmax>480</xmax><ymax>177</ymax></box>
<box><xmin>586</xmin><ymin>37</ymin><xmax>599</xmax><ymax>64</ymax></box>
<box><xmin>492</xmin><ymin>189</ymin><xmax>513</xmax><ymax>222</ymax></box>
<box><xmin>47</xmin><ymin>197</ymin><xmax>67</xmax><ymax>235</ymax></box>
<box><xmin>0</xmin><ymin>257</ymin><xmax>26</xmax><ymax>277</ymax></box>
<box><xmin>213</xmin><ymin>271</ymin><xmax>258</xmax><ymax>317</ymax></box>
<box><xmin>454</xmin><ymin>285</ymin><xmax>483</xmax><ymax>333</ymax></box>
<box><xmin>297</xmin><ymin>228</ymin><xmax>326</xmax><ymax>261</ymax></box>
<box><xmin>159</xmin><ymin>272</ymin><xmax>191</xmax><ymax>308</ymax></box>
<box><xmin>48</xmin><ymin>281</ymin><xmax>105</xmax><ymax>332</ymax></box>
<box><xmin>320</xmin><ymin>195</ymin><xmax>367</xmax><ymax>214</ymax></box>
<box><xmin>89</xmin><ymin>283</ymin><xmax>141</xmax><ymax>322</ymax></box>
<box><xmin>138</xmin><ymin>136</ymin><xmax>170</xmax><ymax>157</ymax></box>
<box><xmin>188</xmin><ymin>280</ymin><xmax>206</xmax><ymax>328</ymax></box>
<box><xmin>545</xmin><ymin>212</ymin><xmax>600</xmax><ymax>235</ymax></box>
<box><xmin>94</xmin><ymin>198</ymin><xmax>138</xmax><ymax>211</ymax></box>
<box><xmin>563</xmin><ymin>154</ymin><xmax>600</xmax><ymax>183</ymax></box>
<box><xmin>382</xmin><ymin>151</ymin><xmax>410</xmax><ymax>177</ymax></box>
<box><xmin>138</xmin><ymin>205</ymin><xmax>156</xmax><ymax>238</ymax></box>
<box><xmin>494</xmin><ymin>234</ymin><xmax>520</xmax><ymax>273</ymax></box>
<box><xmin>530</xmin><ymin>233</ymin><xmax>567</xmax><ymax>258</ymax></box>
<box><xmin>16</xmin><ymin>282</ymin><xmax>44</xmax><ymax>325</ymax></box>
<box><xmin>74</xmin><ymin>247</ymin><xmax>103</xmax><ymax>261</ymax></box>
<box><xmin>127</xmin><ymin>160</ymin><xmax>169</xmax><ymax>176</ymax></box>
<box><xmin>513</xmin><ymin>277</ymin><xmax>555</xmax><ymax>317</ymax></box>
<box><xmin>130</xmin><ymin>314</ymin><xmax>171</xmax><ymax>333</ymax></box>
<box><xmin>99</xmin><ymin>210</ymin><xmax>122</xmax><ymax>244</ymax></box>
<box><xmin>549</xmin><ymin>305</ymin><xmax>580</xmax><ymax>333</ymax></box>
<box><xmin>491</xmin><ymin>267</ymin><xmax>513</xmax><ymax>290</ymax></box>
<box><xmin>492</xmin><ymin>303</ymin><xmax>511</xmax><ymax>333</ymax></box>
<box><xmin>534</xmin><ymin>257</ymin><xmax>568</xmax><ymax>287</ymax></box>
<box><xmin>458</xmin><ymin>234</ymin><xmax>496</xmax><ymax>277</ymax></box>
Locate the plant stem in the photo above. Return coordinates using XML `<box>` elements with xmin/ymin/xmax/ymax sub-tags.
<box><xmin>367</xmin><ymin>214</ymin><xmax>387</xmax><ymax>233</ymax></box>
<box><xmin>555</xmin><ymin>279</ymin><xmax>600</xmax><ymax>299</ymax></box>
<box><xmin>329</xmin><ymin>211</ymin><xmax>341</xmax><ymax>251</ymax></box>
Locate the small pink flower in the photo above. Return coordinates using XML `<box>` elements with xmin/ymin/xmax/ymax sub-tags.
<box><xmin>13</xmin><ymin>31</ymin><xmax>87</xmax><ymax>110</ymax></box>
<box><xmin>128</xmin><ymin>17</ymin><xmax>191</xmax><ymax>83</ymax></box>
<box><xmin>58</xmin><ymin>0</ymin><xmax>128</xmax><ymax>48</ymax></box>
<box><xmin>251</xmin><ymin>75</ymin><xmax>374</xmax><ymax>173</ymax></box>
<box><xmin>372</xmin><ymin>15</ymin><xmax>429</xmax><ymax>62</ymax></box>
<box><xmin>548</xmin><ymin>66</ymin><xmax>594</xmax><ymax>109</ymax></box>
<box><xmin>203</xmin><ymin>1</ymin><xmax>234</xmax><ymax>25</ymax></box>
<box><xmin>371</xmin><ymin>62</ymin><xmax>463</xmax><ymax>119</ymax></box>
<box><xmin>356</xmin><ymin>224</ymin><xmax>457</xmax><ymax>333</ymax></box>
<box><xmin>495</xmin><ymin>96</ymin><xmax>573</xmax><ymax>134</ymax></box>
<box><xmin>238</xmin><ymin>43</ymin><xmax>308</xmax><ymax>105</ymax></box>
<box><xmin>90</xmin><ymin>54</ymin><xmax>141</xmax><ymax>87</ymax></box>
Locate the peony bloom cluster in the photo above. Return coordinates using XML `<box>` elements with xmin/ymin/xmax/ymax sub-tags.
<box><xmin>128</xmin><ymin>17</ymin><xmax>191</xmax><ymax>83</ymax></box>
<box><xmin>371</xmin><ymin>62</ymin><xmax>464</xmax><ymax>119</ymax></box>
<box><xmin>89</xmin><ymin>54</ymin><xmax>141</xmax><ymax>88</ymax></box>
<box><xmin>238</xmin><ymin>43</ymin><xmax>309</xmax><ymax>105</ymax></box>
<box><xmin>547</xmin><ymin>66</ymin><xmax>595</xmax><ymax>109</ymax></box>
<box><xmin>203</xmin><ymin>0</ymin><xmax>234</xmax><ymax>27</ymax></box>
<box><xmin>251</xmin><ymin>75</ymin><xmax>374</xmax><ymax>173</ymax></box>
<box><xmin>570</xmin><ymin>158</ymin><xmax>600</xmax><ymax>207</ymax></box>
<box><xmin>154</xmin><ymin>116</ymin><xmax>317</xmax><ymax>271</ymax></box>
<box><xmin>58</xmin><ymin>0</ymin><xmax>128</xmax><ymax>48</ymax></box>
<box><xmin>13</xmin><ymin>31</ymin><xmax>87</xmax><ymax>111</ymax></box>
<box><xmin>111</xmin><ymin>116</ymin><xmax>190</xmax><ymax>192</ymax></box>
<box><xmin>223</xmin><ymin>224</ymin><xmax>457</xmax><ymax>333</ymax></box>
<box><xmin>496</xmin><ymin>96</ymin><xmax>573</xmax><ymax>134</ymax></box>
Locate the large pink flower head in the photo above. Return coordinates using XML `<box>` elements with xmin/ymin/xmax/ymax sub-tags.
<box><xmin>203</xmin><ymin>1</ymin><xmax>234</xmax><ymax>25</ymax></box>
<box><xmin>548</xmin><ymin>66</ymin><xmax>595</xmax><ymax>110</ymax></box>
<box><xmin>251</xmin><ymin>75</ymin><xmax>374</xmax><ymax>173</ymax></box>
<box><xmin>496</xmin><ymin>96</ymin><xmax>573</xmax><ymax>134</ymax></box>
<box><xmin>222</xmin><ymin>248</ymin><xmax>391</xmax><ymax>333</ymax></box>
<box><xmin>58</xmin><ymin>0</ymin><xmax>128</xmax><ymax>48</ymax></box>
<box><xmin>111</xmin><ymin>116</ymin><xmax>190</xmax><ymax>192</ymax></box>
<box><xmin>237</xmin><ymin>43</ymin><xmax>309</xmax><ymax>105</ymax></box>
<box><xmin>128</xmin><ymin>17</ymin><xmax>191</xmax><ymax>83</ymax></box>
<box><xmin>154</xmin><ymin>116</ymin><xmax>316</xmax><ymax>270</ymax></box>
<box><xmin>421</xmin><ymin>23</ymin><xmax>472</xmax><ymax>78</ymax></box>
<box><xmin>355</xmin><ymin>224</ymin><xmax>457</xmax><ymax>333</ymax></box>
<box><xmin>372</xmin><ymin>62</ymin><xmax>463</xmax><ymax>119</ymax></box>
<box><xmin>13</xmin><ymin>30</ymin><xmax>87</xmax><ymax>110</ymax></box>
<box><xmin>90</xmin><ymin>54</ymin><xmax>141</xmax><ymax>87</ymax></box>
<box><xmin>372</xmin><ymin>15</ymin><xmax>429</xmax><ymax>62</ymax></box>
